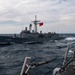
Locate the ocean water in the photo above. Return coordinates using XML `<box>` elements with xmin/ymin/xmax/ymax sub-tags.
<box><xmin>0</xmin><ymin>34</ymin><xmax>75</xmax><ymax>75</ymax></box>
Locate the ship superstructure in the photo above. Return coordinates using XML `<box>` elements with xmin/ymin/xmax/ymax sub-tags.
<box><xmin>20</xmin><ymin>15</ymin><xmax>41</xmax><ymax>38</ymax></box>
<box><xmin>20</xmin><ymin>15</ymin><xmax>60</xmax><ymax>40</ymax></box>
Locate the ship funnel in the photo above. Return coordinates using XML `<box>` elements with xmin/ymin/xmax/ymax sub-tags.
<box><xmin>25</xmin><ymin>27</ymin><xmax>27</xmax><ymax>31</ymax></box>
<box><xmin>29</xmin><ymin>24</ymin><xmax>32</xmax><ymax>32</ymax></box>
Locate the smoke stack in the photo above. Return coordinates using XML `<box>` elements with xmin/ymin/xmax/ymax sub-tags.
<box><xmin>25</xmin><ymin>27</ymin><xmax>27</xmax><ymax>31</ymax></box>
<box><xmin>29</xmin><ymin>24</ymin><xmax>32</xmax><ymax>32</ymax></box>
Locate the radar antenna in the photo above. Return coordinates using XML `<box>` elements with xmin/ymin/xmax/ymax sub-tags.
<box><xmin>31</xmin><ymin>15</ymin><xmax>40</xmax><ymax>33</ymax></box>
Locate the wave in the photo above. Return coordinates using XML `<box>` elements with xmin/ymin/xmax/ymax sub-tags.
<box><xmin>65</xmin><ymin>37</ymin><xmax>75</xmax><ymax>41</ymax></box>
<box><xmin>69</xmin><ymin>50</ymin><xmax>74</xmax><ymax>53</ymax></box>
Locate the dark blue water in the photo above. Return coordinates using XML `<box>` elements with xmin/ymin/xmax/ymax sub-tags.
<box><xmin>0</xmin><ymin>35</ymin><xmax>75</xmax><ymax>75</ymax></box>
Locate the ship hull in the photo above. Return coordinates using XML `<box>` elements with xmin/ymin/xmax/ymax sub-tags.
<box><xmin>0</xmin><ymin>35</ymin><xmax>65</xmax><ymax>44</ymax></box>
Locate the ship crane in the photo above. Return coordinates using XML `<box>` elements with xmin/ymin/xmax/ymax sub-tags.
<box><xmin>31</xmin><ymin>15</ymin><xmax>40</xmax><ymax>33</ymax></box>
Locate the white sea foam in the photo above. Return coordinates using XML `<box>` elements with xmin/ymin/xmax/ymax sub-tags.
<box><xmin>69</xmin><ymin>50</ymin><xmax>74</xmax><ymax>53</ymax></box>
<box><xmin>65</xmin><ymin>37</ymin><xmax>75</xmax><ymax>41</ymax></box>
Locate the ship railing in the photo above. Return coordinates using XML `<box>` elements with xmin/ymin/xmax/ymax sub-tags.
<box><xmin>20</xmin><ymin>57</ymin><xmax>56</xmax><ymax>75</ymax></box>
<box><xmin>20</xmin><ymin>42</ymin><xmax>75</xmax><ymax>75</ymax></box>
<box><xmin>59</xmin><ymin>42</ymin><xmax>75</xmax><ymax>73</ymax></box>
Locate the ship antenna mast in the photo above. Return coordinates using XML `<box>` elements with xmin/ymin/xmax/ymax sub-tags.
<box><xmin>32</xmin><ymin>15</ymin><xmax>40</xmax><ymax>33</ymax></box>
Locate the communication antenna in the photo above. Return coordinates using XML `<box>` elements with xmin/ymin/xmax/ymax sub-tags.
<box><xmin>31</xmin><ymin>15</ymin><xmax>40</xmax><ymax>33</ymax></box>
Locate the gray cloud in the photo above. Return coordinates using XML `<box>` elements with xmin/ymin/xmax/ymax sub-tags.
<box><xmin>0</xmin><ymin>0</ymin><xmax>75</xmax><ymax>33</ymax></box>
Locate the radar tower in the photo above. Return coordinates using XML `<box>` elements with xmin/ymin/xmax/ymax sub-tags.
<box><xmin>32</xmin><ymin>15</ymin><xmax>40</xmax><ymax>33</ymax></box>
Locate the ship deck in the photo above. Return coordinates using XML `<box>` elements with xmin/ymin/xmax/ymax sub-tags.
<box><xmin>61</xmin><ymin>58</ymin><xmax>75</xmax><ymax>75</ymax></box>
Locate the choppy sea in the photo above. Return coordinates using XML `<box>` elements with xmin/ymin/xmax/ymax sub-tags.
<box><xmin>0</xmin><ymin>34</ymin><xmax>75</xmax><ymax>75</ymax></box>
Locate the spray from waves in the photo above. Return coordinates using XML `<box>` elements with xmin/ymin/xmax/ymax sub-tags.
<box><xmin>69</xmin><ymin>50</ymin><xmax>74</xmax><ymax>53</ymax></box>
<box><xmin>65</xmin><ymin>37</ymin><xmax>75</xmax><ymax>41</ymax></box>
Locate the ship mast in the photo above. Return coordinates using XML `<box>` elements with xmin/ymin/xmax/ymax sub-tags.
<box><xmin>32</xmin><ymin>15</ymin><xmax>40</xmax><ymax>33</ymax></box>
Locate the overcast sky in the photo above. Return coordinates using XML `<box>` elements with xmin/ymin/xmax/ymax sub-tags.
<box><xmin>0</xmin><ymin>0</ymin><xmax>75</xmax><ymax>34</ymax></box>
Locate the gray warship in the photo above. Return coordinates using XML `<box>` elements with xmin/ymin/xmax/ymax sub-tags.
<box><xmin>0</xmin><ymin>15</ymin><xmax>65</xmax><ymax>44</ymax></box>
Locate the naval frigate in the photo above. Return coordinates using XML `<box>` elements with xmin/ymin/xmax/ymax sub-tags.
<box><xmin>0</xmin><ymin>15</ymin><xmax>65</xmax><ymax>44</ymax></box>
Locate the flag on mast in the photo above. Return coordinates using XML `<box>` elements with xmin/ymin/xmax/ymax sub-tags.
<box><xmin>39</xmin><ymin>22</ymin><xmax>43</xmax><ymax>26</ymax></box>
